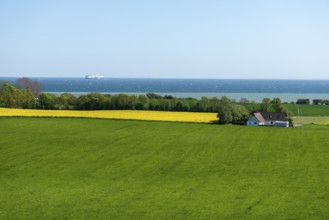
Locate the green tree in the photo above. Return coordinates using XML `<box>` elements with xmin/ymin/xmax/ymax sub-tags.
<box><xmin>0</xmin><ymin>82</ymin><xmax>25</xmax><ymax>108</ymax></box>
<box><xmin>159</xmin><ymin>99</ymin><xmax>170</xmax><ymax>111</ymax></box>
<box><xmin>38</xmin><ymin>93</ymin><xmax>57</xmax><ymax>109</ymax></box>
<box><xmin>296</xmin><ymin>99</ymin><xmax>310</xmax><ymax>105</ymax></box>
<box><xmin>77</xmin><ymin>95</ymin><xmax>90</xmax><ymax>110</ymax></box>
<box><xmin>87</xmin><ymin>93</ymin><xmax>108</xmax><ymax>110</ymax></box>
<box><xmin>148</xmin><ymin>99</ymin><xmax>160</xmax><ymax>110</ymax></box>
<box><xmin>174</xmin><ymin>101</ymin><xmax>184</xmax><ymax>111</ymax></box>
<box><xmin>219</xmin><ymin>96</ymin><xmax>231</xmax><ymax>106</ymax></box>
<box><xmin>56</xmin><ymin>95</ymin><xmax>68</xmax><ymax>109</ymax></box>
<box><xmin>60</xmin><ymin>93</ymin><xmax>78</xmax><ymax>109</ymax></box>
<box><xmin>218</xmin><ymin>103</ymin><xmax>250</xmax><ymax>124</ymax></box>
<box><xmin>116</xmin><ymin>94</ymin><xmax>129</xmax><ymax>109</ymax></box>
<box><xmin>127</xmin><ymin>95</ymin><xmax>138</xmax><ymax>110</ymax></box>
<box><xmin>261</xmin><ymin>98</ymin><xmax>272</xmax><ymax>111</ymax></box>
<box><xmin>271</xmin><ymin>98</ymin><xmax>283</xmax><ymax>112</ymax></box>
<box><xmin>146</xmin><ymin>93</ymin><xmax>162</xmax><ymax>99</ymax></box>
<box><xmin>210</xmin><ymin>97</ymin><xmax>219</xmax><ymax>112</ymax></box>
<box><xmin>188</xmin><ymin>100</ymin><xmax>198</xmax><ymax>112</ymax></box>
<box><xmin>137</xmin><ymin>95</ymin><xmax>149</xmax><ymax>110</ymax></box>
<box><xmin>21</xmin><ymin>89</ymin><xmax>35</xmax><ymax>109</ymax></box>
<box><xmin>239</xmin><ymin>98</ymin><xmax>250</xmax><ymax>104</ymax></box>
<box><xmin>200</xmin><ymin>96</ymin><xmax>210</xmax><ymax>112</ymax></box>
<box><xmin>242</xmin><ymin>100</ymin><xmax>258</xmax><ymax>112</ymax></box>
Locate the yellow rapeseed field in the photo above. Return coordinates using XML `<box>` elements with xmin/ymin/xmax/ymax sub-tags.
<box><xmin>0</xmin><ymin>108</ymin><xmax>218</xmax><ymax>123</ymax></box>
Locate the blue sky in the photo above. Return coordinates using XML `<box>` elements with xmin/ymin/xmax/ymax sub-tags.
<box><xmin>0</xmin><ymin>0</ymin><xmax>329</xmax><ymax>79</ymax></box>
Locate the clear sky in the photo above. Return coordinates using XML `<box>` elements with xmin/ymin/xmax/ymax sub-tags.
<box><xmin>0</xmin><ymin>0</ymin><xmax>329</xmax><ymax>79</ymax></box>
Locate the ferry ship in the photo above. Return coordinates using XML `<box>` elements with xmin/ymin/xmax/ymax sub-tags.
<box><xmin>85</xmin><ymin>74</ymin><xmax>104</xmax><ymax>79</ymax></box>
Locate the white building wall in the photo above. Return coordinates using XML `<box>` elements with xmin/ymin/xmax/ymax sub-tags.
<box><xmin>273</xmin><ymin>121</ymin><xmax>289</xmax><ymax>127</ymax></box>
<box><xmin>247</xmin><ymin>117</ymin><xmax>260</xmax><ymax>126</ymax></box>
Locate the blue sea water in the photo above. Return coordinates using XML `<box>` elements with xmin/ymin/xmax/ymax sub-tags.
<box><xmin>1</xmin><ymin>77</ymin><xmax>329</xmax><ymax>102</ymax></box>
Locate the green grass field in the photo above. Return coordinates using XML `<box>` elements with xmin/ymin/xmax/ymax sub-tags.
<box><xmin>1</xmin><ymin>117</ymin><xmax>329</xmax><ymax>219</ymax></box>
<box><xmin>284</xmin><ymin>104</ymin><xmax>329</xmax><ymax>116</ymax></box>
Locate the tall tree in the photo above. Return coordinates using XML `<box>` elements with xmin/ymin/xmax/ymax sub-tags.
<box><xmin>0</xmin><ymin>82</ymin><xmax>23</xmax><ymax>108</ymax></box>
<box><xmin>271</xmin><ymin>98</ymin><xmax>283</xmax><ymax>112</ymax></box>
<box><xmin>210</xmin><ymin>96</ymin><xmax>219</xmax><ymax>112</ymax></box>
<box><xmin>15</xmin><ymin>77</ymin><xmax>42</xmax><ymax>98</ymax></box>
<box><xmin>21</xmin><ymin>89</ymin><xmax>35</xmax><ymax>109</ymax></box>
<box><xmin>200</xmin><ymin>96</ymin><xmax>210</xmax><ymax>112</ymax></box>
<box><xmin>261</xmin><ymin>98</ymin><xmax>272</xmax><ymax>111</ymax></box>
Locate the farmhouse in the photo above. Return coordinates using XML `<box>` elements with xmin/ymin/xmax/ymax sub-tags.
<box><xmin>247</xmin><ymin>111</ymin><xmax>289</xmax><ymax>127</ymax></box>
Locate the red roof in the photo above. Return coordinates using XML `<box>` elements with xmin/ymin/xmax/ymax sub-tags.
<box><xmin>254</xmin><ymin>112</ymin><xmax>265</xmax><ymax>122</ymax></box>
<box><xmin>253</xmin><ymin>111</ymin><xmax>287</xmax><ymax>122</ymax></box>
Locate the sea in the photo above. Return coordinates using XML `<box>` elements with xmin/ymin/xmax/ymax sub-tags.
<box><xmin>1</xmin><ymin>77</ymin><xmax>329</xmax><ymax>102</ymax></box>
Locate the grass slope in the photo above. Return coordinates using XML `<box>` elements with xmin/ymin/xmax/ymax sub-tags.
<box><xmin>284</xmin><ymin>104</ymin><xmax>329</xmax><ymax>116</ymax></box>
<box><xmin>1</xmin><ymin>118</ymin><xmax>329</xmax><ymax>219</ymax></box>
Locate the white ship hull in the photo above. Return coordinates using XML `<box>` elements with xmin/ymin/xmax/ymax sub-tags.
<box><xmin>85</xmin><ymin>74</ymin><xmax>104</xmax><ymax>79</ymax></box>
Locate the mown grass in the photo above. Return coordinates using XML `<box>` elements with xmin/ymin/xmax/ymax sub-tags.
<box><xmin>0</xmin><ymin>108</ymin><xmax>218</xmax><ymax>123</ymax></box>
<box><xmin>1</xmin><ymin>117</ymin><xmax>329</xmax><ymax>219</ymax></box>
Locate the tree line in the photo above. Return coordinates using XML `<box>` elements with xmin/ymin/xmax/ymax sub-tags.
<box><xmin>39</xmin><ymin>92</ymin><xmax>224</xmax><ymax>112</ymax></box>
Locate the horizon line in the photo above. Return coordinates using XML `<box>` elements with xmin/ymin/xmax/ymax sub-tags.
<box><xmin>1</xmin><ymin>76</ymin><xmax>329</xmax><ymax>81</ymax></box>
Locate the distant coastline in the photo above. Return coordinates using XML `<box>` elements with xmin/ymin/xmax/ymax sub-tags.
<box><xmin>1</xmin><ymin>77</ymin><xmax>329</xmax><ymax>102</ymax></box>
